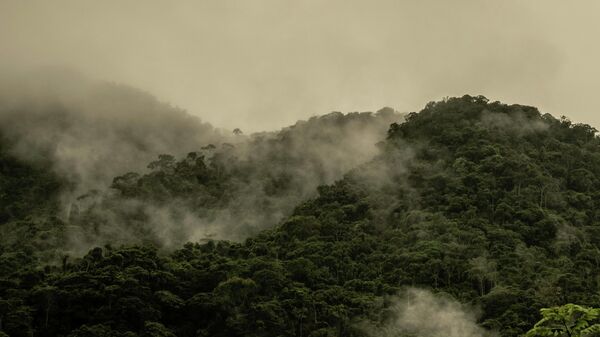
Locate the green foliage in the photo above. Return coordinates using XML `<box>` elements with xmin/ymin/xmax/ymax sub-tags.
<box><xmin>67</xmin><ymin>324</ymin><xmax>137</xmax><ymax>337</ymax></box>
<box><xmin>141</xmin><ymin>322</ymin><xmax>176</xmax><ymax>337</ymax></box>
<box><xmin>2</xmin><ymin>96</ymin><xmax>600</xmax><ymax>336</ymax></box>
<box><xmin>526</xmin><ymin>304</ymin><xmax>600</xmax><ymax>337</ymax></box>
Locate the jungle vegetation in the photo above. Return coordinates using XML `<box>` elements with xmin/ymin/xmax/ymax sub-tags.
<box><xmin>1</xmin><ymin>95</ymin><xmax>600</xmax><ymax>337</ymax></box>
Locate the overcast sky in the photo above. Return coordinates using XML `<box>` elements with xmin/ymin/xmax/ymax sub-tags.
<box><xmin>2</xmin><ymin>0</ymin><xmax>599</xmax><ymax>131</ymax></box>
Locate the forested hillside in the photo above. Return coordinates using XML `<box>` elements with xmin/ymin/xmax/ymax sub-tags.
<box><xmin>2</xmin><ymin>95</ymin><xmax>600</xmax><ymax>337</ymax></box>
<box><xmin>0</xmin><ymin>74</ymin><xmax>401</xmax><ymax>262</ymax></box>
<box><xmin>69</xmin><ymin>108</ymin><xmax>400</xmax><ymax>250</ymax></box>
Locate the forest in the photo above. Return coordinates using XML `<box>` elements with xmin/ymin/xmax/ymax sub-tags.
<box><xmin>2</xmin><ymin>92</ymin><xmax>600</xmax><ymax>337</ymax></box>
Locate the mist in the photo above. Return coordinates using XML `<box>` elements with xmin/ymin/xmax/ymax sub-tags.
<box><xmin>0</xmin><ymin>68</ymin><xmax>403</xmax><ymax>253</ymax></box>
<box><xmin>0</xmin><ymin>69</ymin><xmax>231</xmax><ymax>195</ymax></box>
<box><xmin>360</xmin><ymin>289</ymin><xmax>496</xmax><ymax>337</ymax></box>
<box><xmin>65</xmin><ymin>103</ymin><xmax>403</xmax><ymax>252</ymax></box>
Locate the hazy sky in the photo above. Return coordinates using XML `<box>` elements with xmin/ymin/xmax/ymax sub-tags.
<box><xmin>2</xmin><ymin>1</ymin><xmax>599</xmax><ymax>131</ymax></box>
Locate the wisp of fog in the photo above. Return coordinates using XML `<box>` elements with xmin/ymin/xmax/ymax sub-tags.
<box><xmin>0</xmin><ymin>69</ymin><xmax>404</xmax><ymax>254</ymax></box>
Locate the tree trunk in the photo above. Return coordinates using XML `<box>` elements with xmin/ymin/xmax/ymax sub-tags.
<box><xmin>479</xmin><ymin>278</ymin><xmax>484</xmax><ymax>296</ymax></box>
<box><xmin>45</xmin><ymin>306</ymin><xmax>50</xmax><ymax>329</ymax></box>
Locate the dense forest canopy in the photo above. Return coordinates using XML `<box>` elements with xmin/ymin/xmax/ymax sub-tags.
<box><xmin>1</xmin><ymin>94</ymin><xmax>600</xmax><ymax>337</ymax></box>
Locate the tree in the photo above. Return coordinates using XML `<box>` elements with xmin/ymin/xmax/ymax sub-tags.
<box><xmin>141</xmin><ymin>322</ymin><xmax>176</xmax><ymax>337</ymax></box>
<box><xmin>526</xmin><ymin>304</ymin><xmax>600</xmax><ymax>337</ymax></box>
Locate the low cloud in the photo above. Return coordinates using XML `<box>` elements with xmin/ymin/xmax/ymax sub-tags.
<box><xmin>361</xmin><ymin>288</ymin><xmax>496</xmax><ymax>337</ymax></box>
<box><xmin>0</xmin><ymin>68</ymin><xmax>231</xmax><ymax>197</ymax></box>
<box><xmin>0</xmin><ymin>70</ymin><xmax>405</xmax><ymax>252</ymax></box>
<box><xmin>479</xmin><ymin>109</ymin><xmax>549</xmax><ymax>136</ymax></box>
<box><xmin>66</xmin><ymin>108</ymin><xmax>404</xmax><ymax>250</ymax></box>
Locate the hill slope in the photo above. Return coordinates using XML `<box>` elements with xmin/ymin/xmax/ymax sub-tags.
<box><xmin>0</xmin><ymin>75</ymin><xmax>402</xmax><ymax>263</ymax></box>
<box><xmin>69</xmin><ymin>108</ymin><xmax>400</xmax><ymax>250</ymax></box>
<box><xmin>2</xmin><ymin>95</ymin><xmax>600</xmax><ymax>337</ymax></box>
